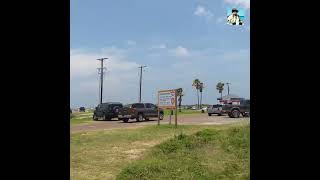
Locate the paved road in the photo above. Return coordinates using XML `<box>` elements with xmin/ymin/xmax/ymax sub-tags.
<box><xmin>70</xmin><ymin>113</ymin><xmax>249</xmax><ymax>134</ymax></box>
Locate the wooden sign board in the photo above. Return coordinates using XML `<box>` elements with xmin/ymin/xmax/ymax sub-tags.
<box><xmin>158</xmin><ymin>90</ymin><xmax>177</xmax><ymax>109</ymax></box>
<box><xmin>157</xmin><ymin>89</ymin><xmax>178</xmax><ymax>128</ymax></box>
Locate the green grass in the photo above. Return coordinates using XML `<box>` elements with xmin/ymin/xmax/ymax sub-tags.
<box><xmin>117</xmin><ymin>124</ymin><xmax>250</xmax><ymax>180</ymax></box>
<box><xmin>70</xmin><ymin>112</ymin><xmax>94</xmax><ymax>126</ymax></box>
<box><xmin>70</xmin><ymin>122</ymin><xmax>249</xmax><ymax>180</ymax></box>
<box><xmin>163</xmin><ymin>109</ymin><xmax>202</xmax><ymax>115</ymax></box>
<box><xmin>70</xmin><ymin>117</ymin><xmax>94</xmax><ymax>126</ymax></box>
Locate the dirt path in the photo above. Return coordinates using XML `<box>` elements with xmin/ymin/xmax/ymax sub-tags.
<box><xmin>70</xmin><ymin>114</ymin><xmax>249</xmax><ymax>134</ymax></box>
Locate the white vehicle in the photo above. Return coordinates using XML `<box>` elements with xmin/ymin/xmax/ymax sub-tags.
<box><xmin>202</xmin><ymin>107</ymin><xmax>208</xmax><ymax>111</ymax></box>
<box><xmin>191</xmin><ymin>106</ymin><xmax>196</xmax><ymax>110</ymax></box>
<box><xmin>207</xmin><ymin>104</ymin><xmax>223</xmax><ymax>116</ymax></box>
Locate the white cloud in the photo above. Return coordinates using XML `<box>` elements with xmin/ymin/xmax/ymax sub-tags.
<box><xmin>157</xmin><ymin>44</ymin><xmax>166</xmax><ymax>49</ymax></box>
<box><xmin>149</xmin><ymin>44</ymin><xmax>167</xmax><ymax>50</ymax></box>
<box><xmin>70</xmin><ymin>48</ymin><xmax>141</xmax><ymax>107</ymax></box>
<box><xmin>70</xmin><ymin>47</ymin><xmax>139</xmax><ymax>80</ymax></box>
<box><xmin>216</xmin><ymin>16</ymin><xmax>225</xmax><ymax>24</ymax></box>
<box><xmin>127</xmin><ymin>40</ymin><xmax>136</xmax><ymax>46</ymax></box>
<box><xmin>194</xmin><ymin>5</ymin><xmax>214</xmax><ymax>20</ymax></box>
<box><xmin>224</xmin><ymin>0</ymin><xmax>250</xmax><ymax>9</ymax></box>
<box><xmin>171</xmin><ymin>46</ymin><xmax>190</xmax><ymax>57</ymax></box>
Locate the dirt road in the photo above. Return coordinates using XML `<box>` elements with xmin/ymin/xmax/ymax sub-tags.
<box><xmin>70</xmin><ymin>114</ymin><xmax>249</xmax><ymax>134</ymax></box>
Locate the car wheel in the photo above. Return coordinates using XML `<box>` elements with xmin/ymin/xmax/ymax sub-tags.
<box><xmin>93</xmin><ymin>115</ymin><xmax>98</xmax><ymax>121</ymax></box>
<box><xmin>208</xmin><ymin>113</ymin><xmax>212</xmax><ymax>116</ymax></box>
<box><xmin>228</xmin><ymin>112</ymin><xmax>233</xmax><ymax>118</ymax></box>
<box><xmin>159</xmin><ymin>113</ymin><xmax>164</xmax><ymax>120</ymax></box>
<box><xmin>243</xmin><ymin>112</ymin><xmax>250</xmax><ymax>117</ymax></box>
<box><xmin>231</xmin><ymin>109</ymin><xmax>240</xmax><ymax>118</ymax></box>
<box><xmin>137</xmin><ymin>114</ymin><xmax>143</xmax><ymax>122</ymax></box>
<box><xmin>123</xmin><ymin>118</ymin><xmax>129</xmax><ymax>123</ymax></box>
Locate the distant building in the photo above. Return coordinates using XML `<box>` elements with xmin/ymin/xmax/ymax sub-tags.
<box><xmin>217</xmin><ymin>94</ymin><xmax>244</xmax><ymax>105</ymax></box>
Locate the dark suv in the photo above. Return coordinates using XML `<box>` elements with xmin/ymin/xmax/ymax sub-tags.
<box><xmin>79</xmin><ymin>107</ymin><xmax>85</xmax><ymax>112</ymax></box>
<box><xmin>93</xmin><ymin>102</ymin><xmax>123</xmax><ymax>121</ymax></box>
<box><xmin>222</xmin><ymin>99</ymin><xmax>250</xmax><ymax>118</ymax></box>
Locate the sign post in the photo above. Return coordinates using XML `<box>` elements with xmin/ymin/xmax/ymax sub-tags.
<box><xmin>174</xmin><ymin>89</ymin><xmax>178</xmax><ymax>128</ymax></box>
<box><xmin>158</xmin><ymin>89</ymin><xmax>177</xmax><ymax>127</ymax></box>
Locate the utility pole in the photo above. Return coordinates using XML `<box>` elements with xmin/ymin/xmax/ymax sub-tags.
<box><xmin>226</xmin><ymin>82</ymin><xmax>231</xmax><ymax>95</ymax></box>
<box><xmin>97</xmin><ymin>58</ymin><xmax>108</xmax><ymax>104</ymax></box>
<box><xmin>138</xmin><ymin>65</ymin><xmax>147</xmax><ymax>103</ymax></box>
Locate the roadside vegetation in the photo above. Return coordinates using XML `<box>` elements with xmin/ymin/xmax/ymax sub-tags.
<box><xmin>70</xmin><ymin>112</ymin><xmax>94</xmax><ymax>125</ymax></box>
<box><xmin>117</xmin><ymin>124</ymin><xmax>249</xmax><ymax>180</ymax></box>
<box><xmin>163</xmin><ymin>109</ymin><xmax>203</xmax><ymax>115</ymax></box>
<box><xmin>71</xmin><ymin>122</ymin><xmax>249</xmax><ymax>180</ymax></box>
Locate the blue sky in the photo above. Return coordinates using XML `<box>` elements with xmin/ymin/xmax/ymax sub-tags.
<box><xmin>70</xmin><ymin>0</ymin><xmax>250</xmax><ymax>108</ymax></box>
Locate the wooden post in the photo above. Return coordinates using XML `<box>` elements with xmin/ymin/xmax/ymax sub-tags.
<box><xmin>169</xmin><ymin>110</ymin><xmax>172</xmax><ymax>125</ymax></box>
<box><xmin>157</xmin><ymin>92</ymin><xmax>160</xmax><ymax>126</ymax></box>
<box><xmin>175</xmin><ymin>89</ymin><xmax>178</xmax><ymax>128</ymax></box>
<box><xmin>158</xmin><ymin>107</ymin><xmax>160</xmax><ymax>126</ymax></box>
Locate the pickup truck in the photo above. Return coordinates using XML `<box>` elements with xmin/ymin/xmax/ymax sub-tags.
<box><xmin>222</xmin><ymin>99</ymin><xmax>250</xmax><ymax>118</ymax></box>
<box><xmin>118</xmin><ymin>103</ymin><xmax>164</xmax><ymax>123</ymax></box>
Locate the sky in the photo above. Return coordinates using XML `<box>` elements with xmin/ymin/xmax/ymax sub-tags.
<box><xmin>70</xmin><ymin>0</ymin><xmax>250</xmax><ymax>108</ymax></box>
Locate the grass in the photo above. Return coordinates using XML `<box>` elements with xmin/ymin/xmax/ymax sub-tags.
<box><xmin>163</xmin><ymin>109</ymin><xmax>203</xmax><ymax>115</ymax></box>
<box><xmin>117</xmin><ymin>124</ymin><xmax>250</xmax><ymax>180</ymax></box>
<box><xmin>70</xmin><ymin>112</ymin><xmax>94</xmax><ymax>126</ymax></box>
<box><xmin>70</xmin><ymin>117</ymin><xmax>94</xmax><ymax>126</ymax></box>
<box><xmin>70</xmin><ymin>122</ymin><xmax>249</xmax><ymax>180</ymax></box>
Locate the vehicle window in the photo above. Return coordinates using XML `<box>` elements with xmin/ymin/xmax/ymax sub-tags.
<box><xmin>145</xmin><ymin>103</ymin><xmax>152</xmax><ymax>108</ymax></box>
<box><xmin>110</xmin><ymin>104</ymin><xmax>122</xmax><ymax>109</ymax></box>
<box><xmin>124</xmin><ymin>104</ymin><xmax>132</xmax><ymax>108</ymax></box>
<box><xmin>132</xmin><ymin>103</ymin><xmax>144</xmax><ymax>108</ymax></box>
<box><xmin>150</xmin><ymin>104</ymin><xmax>157</xmax><ymax>109</ymax></box>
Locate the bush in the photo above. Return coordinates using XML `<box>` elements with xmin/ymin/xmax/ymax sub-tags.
<box><xmin>117</xmin><ymin>125</ymin><xmax>250</xmax><ymax>180</ymax></box>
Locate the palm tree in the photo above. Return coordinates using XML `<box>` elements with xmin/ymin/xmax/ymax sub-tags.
<box><xmin>216</xmin><ymin>82</ymin><xmax>224</xmax><ymax>100</ymax></box>
<box><xmin>199</xmin><ymin>82</ymin><xmax>204</xmax><ymax>111</ymax></box>
<box><xmin>176</xmin><ymin>88</ymin><xmax>184</xmax><ymax>112</ymax></box>
<box><xmin>192</xmin><ymin>79</ymin><xmax>201</xmax><ymax>109</ymax></box>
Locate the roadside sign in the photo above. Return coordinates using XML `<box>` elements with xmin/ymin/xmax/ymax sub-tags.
<box><xmin>158</xmin><ymin>90</ymin><xmax>176</xmax><ymax>109</ymax></box>
<box><xmin>157</xmin><ymin>89</ymin><xmax>178</xmax><ymax>128</ymax></box>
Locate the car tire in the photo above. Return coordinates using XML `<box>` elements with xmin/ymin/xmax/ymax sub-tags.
<box><xmin>93</xmin><ymin>115</ymin><xmax>98</xmax><ymax>121</ymax></box>
<box><xmin>159</xmin><ymin>113</ymin><xmax>164</xmax><ymax>120</ymax></box>
<box><xmin>208</xmin><ymin>113</ymin><xmax>212</xmax><ymax>116</ymax></box>
<box><xmin>228</xmin><ymin>112</ymin><xmax>233</xmax><ymax>118</ymax></box>
<box><xmin>231</xmin><ymin>109</ymin><xmax>240</xmax><ymax>118</ymax></box>
<box><xmin>243</xmin><ymin>112</ymin><xmax>250</xmax><ymax>117</ymax></box>
<box><xmin>136</xmin><ymin>114</ymin><xmax>143</xmax><ymax>122</ymax></box>
<box><xmin>123</xmin><ymin>118</ymin><xmax>129</xmax><ymax>123</ymax></box>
